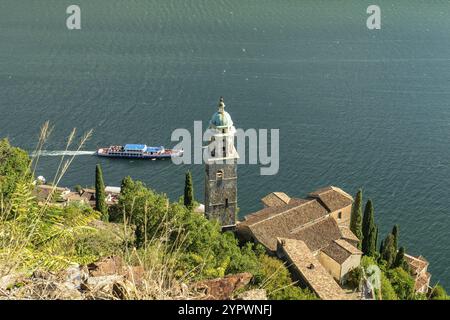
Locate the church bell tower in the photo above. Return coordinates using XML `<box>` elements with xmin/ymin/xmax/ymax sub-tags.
<box><xmin>204</xmin><ymin>97</ymin><xmax>239</xmax><ymax>228</ymax></box>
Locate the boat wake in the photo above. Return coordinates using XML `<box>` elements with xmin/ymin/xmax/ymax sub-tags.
<box><xmin>31</xmin><ymin>150</ymin><xmax>96</xmax><ymax>157</ymax></box>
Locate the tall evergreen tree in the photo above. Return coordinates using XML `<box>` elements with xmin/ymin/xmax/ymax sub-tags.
<box><xmin>379</xmin><ymin>238</ymin><xmax>385</xmax><ymax>256</ymax></box>
<box><xmin>392</xmin><ymin>225</ymin><xmax>399</xmax><ymax>252</ymax></box>
<box><xmin>381</xmin><ymin>233</ymin><xmax>396</xmax><ymax>268</ymax></box>
<box><xmin>95</xmin><ymin>164</ymin><xmax>108</xmax><ymax>221</ymax></box>
<box><xmin>350</xmin><ymin>189</ymin><xmax>363</xmax><ymax>248</ymax></box>
<box><xmin>362</xmin><ymin>199</ymin><xmax>376</xmax><ymax>256</ymax></box>
<box><xmin>184</xmin><ymin>171</ymin><xmax>194</xmax><ymax>210</ymax></box>
<box><xmin>393</xmin><ymin>246</ymin><xmax>406</xmax><ymax>269</ymax></box>
<box><xmin>366</xmin><ymin>223</ymin><xmax>378</xmax><ymax>257</ymax></box>
<box><xmin>374</xmin><ymin>224</ymin><xmax>379</xmax><ymax>255</ymax></box>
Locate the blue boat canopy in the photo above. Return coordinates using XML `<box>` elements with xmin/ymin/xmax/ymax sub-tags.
<box><xmin>146</xmin><ymin>146</ymin><xmax>164</xmax><ymax>153</ymax></box>
<box><xmin>124</xmin><ymin>144</ymin><xmax>147</xmax><ymax>151</ymax></box>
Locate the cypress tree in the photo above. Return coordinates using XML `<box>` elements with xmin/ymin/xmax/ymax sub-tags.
<box><xmin>350</xmin><ymin>189</ymin><xmax>363</xmax><ymax>248</ymax></box>
<box><xmin>362</xmin><ymin>199</ymin><xmax>375</xmax><ymax>256</ymax></box>
<box><xmin>381</xmin><ymin>233</ymin><xmax>396</xmax><ymax>268</ymax></box>
<box><xmin>367</xmin><ymin>223</ymin><xmax>378</xmax><ymax>257</ymax></box>
<box><xmin>95</xmin><ymin>164</ymin><xmax>108</xmax><ymax>221</ymax></box>
<box><xmin>374</xmin><ymin>224</ymin><xmax>379</xmax><ymax>255</ymax></box>
<box><xmin>184</xmin><ymin>171</ymin><xmax>194</xmax><ymax>210</ymax></box>
<box><xmin>393</xmin><ymin>246</ymin><xmax>406</xmax><ymax>269</ymax></box>
<box><xmin>392</xmin><ymin>225</ymin><xmax>399</xmax><ymax>252</ymax></box>
<box><xmin>379</xmin><ymin>238</ymin><xmax>384</xmax><ymax>255</ymax></box>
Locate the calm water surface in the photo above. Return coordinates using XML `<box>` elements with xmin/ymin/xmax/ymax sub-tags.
<box><xmin>1</xmin><ymin>1</ymin><xmax>449</xmax><ymax>288</ymax></box>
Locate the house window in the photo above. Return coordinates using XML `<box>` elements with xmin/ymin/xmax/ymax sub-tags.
<box><xmin>216</xmin><ymin>170</ymin><xmax>224</xmax><ymax>179</ymax></box>
<box><xmin>338</xmin><ymin>211</ymin><xmax>342</xmax><ymax>219</ymax></box>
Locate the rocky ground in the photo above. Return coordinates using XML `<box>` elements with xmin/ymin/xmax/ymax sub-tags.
<box><xmin>0</xmin><ymin>256</ymin><xmax>267</xmax><ymax>300</ymax></box>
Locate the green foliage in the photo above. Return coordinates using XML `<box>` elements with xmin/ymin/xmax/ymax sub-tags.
<box><xmin>120</xmin><ymin>176</ymin><xmax>133</xmax><ymax>192</ymax></box>
<box><xmin>380</xmin><ymin>273</ymin><xmax>398</xmax><ymax>300</ymax></box>
<box><xmin>392</xmin><ymin>246</ymin><xmax>406</xmax><ymax>270</ymax></box>
<box><xmin>392</xmin><ymin>225</ymin><xmax>399</xmax><ymax>252</ymax></box>
<box><xmin>362</xmin><ymin>200</ymin><xmax>377</xmax><ymax>256</ymax></box>
<box><xmin>255</xmin><ymin>255</ymin><xmax>317</xmax><ymax>300</ymax></box>
<box><xmin>430</xmin><ymin>285</ymin><xmax>450</xmax><ymax>300</ymax></box>
<box><xmin>1</xmin><ymin>184</ymin><xmax>100</xmax><ymax>271</ymax></box>
<box><xmin>361</xmin><ymin>256</ymin><xmax>398</xmax><ymax>300</ymax></box>
<box><xmin>184</xmin><ymin>171</ymin><xmax>194</xmax><ymax>210</ymax></box>
<box><xmin>117</xmin><ymin>177</ymin><xmax>169</xmax><ymax>247</ymax></box>
<box><xmin>386</xmin><ymin>267</ymin><xmax>415</xmax><ymax>300</ymax></box>
<box><xmin>74</xmin><ymin>185</ymin><xmax>82</xmax><ymax>193</ymax></box>
<box><xmin>0</xmin><ymin>138</ymin><xmax>31</xmax><ymax>201</ymax></box>
<box><xmin>380</xmin><ymin>234</ymin><xmax>396</xmax><ymax>268</ymax></box>
<box><xmin>347</xmin><ymin>266</ymin><xmax>363</xmax><ymax>289</ymax></box>
<box><xmin>172</xmin><ymin>204</ymin><xmax>262</xmax><ymax>279</ymax></box>
<box><xmin>117</xmin><ymin>176</ymin><xmax>317</xmax><ymax>299</ymax></box>
<box><xmin>74</xmin><ymin>221</ymin><xmax>132</xmax><ymax>264</ymax></box>
<box><xmin>350</xmin><ymin>189</ymin><xmax>363</xmax><ymax>248</ymax></box>
<box><xmin>95</xmin><ymin>164</ymin><xmax>108</xmax><ymax>221</ymax></box>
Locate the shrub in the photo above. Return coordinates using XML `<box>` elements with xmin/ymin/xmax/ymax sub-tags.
<box><xmin>74</xmin><ymin>221</ymin><xmax>133</xmax><ymax>264</ymax></box>
<box><xmin>386</xmin><ymin>267</ymin><xmax>415</xmax><ymax>300</ymax></box>
<box><xmin>255</xmin><ymin>255</ymin><xmax>317</xmax><ymax>300</ymax></box>
<box><xmin>347</xmin><ymin>266</ymin><xmax>363</xmax><ymax>289</ymax></box>
<box><xmin>380</xmin><ymin>273</ymin><xmax>398</xmax><ymax>300</ymax></box>
<box><xmin>0</xmin><ymin>138</ymin><xmax>31</xmax><ymax>201</ymax></box>
<box><xmin>430</xmin><ymin>285</ymin><xmax>450</xmax><ymax>300</ymax></box>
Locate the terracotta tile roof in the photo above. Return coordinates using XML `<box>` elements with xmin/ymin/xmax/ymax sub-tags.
<box><xmin>261</xmin><ymin>192</ymin><xmax>291</xmax><ymax>207</ymax></box>
<box><xmin>404</xmin><ymin>254</ymin><xmax>429</xmax><ymax>276</ymax></box>
<box><xmin>334</xmin><ymin>239</ymin><xmax>362</xmax><ymax>255</ymax></box>
<box><xmin>64</xmin><ymin>192</ymin><xmax>88</xmax><ymax>202</ymax></box>
<box><xmin>339</xmin><ymin>226</ymin><xmax>360</xmax><ymax>243</ymax></box>
<box><xmin>288</xmin><ymin>198</ymin><xmax>311</xmax><ymax>206</ymax></box>
<box><xmin>321</xmin><ymin>239</ymin><xmax>362</xmax><ymax>264</ymax></box>
<box><xmin>308</xmin><ymin>186</ymin><xmax>353</xmax><ymax>212</ymax></box>
<box><xmin>238</xmin><ymin>187</ymin><xmax>355</xmax><ymax>253</ymax></box>
<box><xmin>239</xmin><ymin>199</ymin><xmax>329</xmax><ymax>251</ymax></box>
<box><xmin>33</xmin><ymin>185</ymin><xmax>70</xmax><ymax>202</ymax></box>
<box><xmin>415</xmin><ymin>272</ymin><xmax>431</xmax><ymax>292</ymax></box>
<box><xmin>291</xmin><ymin>217</ymin><xmax>342</xmax><ymax>252</ymax></box>
<box><xmin>241</xmin><ymin>202</ymin><xmax>300</xmax><ymax>225</ymax></box>
<box><xmin>277</xmin><ymin>238</ymin><xmax>350</xmax><ymax>300</ymax></box>
<box><xmin>321</xmin><ymin>242</ymin><xmax>351</xmax><ymax>264</ymax></box>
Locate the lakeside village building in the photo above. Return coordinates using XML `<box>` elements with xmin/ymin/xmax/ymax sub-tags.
<box><xmin>33</xmin><ymin>97</ymin><xmax>431</xmax><ymax>299</ymax></box>
<box><xmin>203</xmin><ymin>97</ymin><xmax>432</xmax><ymax>299</ymax></box>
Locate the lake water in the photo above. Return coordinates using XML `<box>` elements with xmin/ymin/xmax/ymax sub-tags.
<box><xmin>1</xmin><ymin>0</ymin><xmax>449</xmax><ymax>288</ymax></box>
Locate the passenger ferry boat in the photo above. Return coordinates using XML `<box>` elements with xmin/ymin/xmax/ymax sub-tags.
<box><xmin>96</xmin><ymin>144</ymin><xmax>183</xmax><ymax>159</ymax></box>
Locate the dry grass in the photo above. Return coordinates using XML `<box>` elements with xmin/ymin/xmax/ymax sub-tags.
<box><xmin>0</xmin><ymin>122</ymin><xmax>207</xmax><ymax>300</ymax></box>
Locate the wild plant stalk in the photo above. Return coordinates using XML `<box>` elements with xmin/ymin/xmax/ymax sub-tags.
<box><xmin>118</xmin><ymin>196</ymin><xmax>202</xmax><ymax>299</ymax></box>
<box><xmin>0</xmin><ymin>123</ymin><xmax>93</xmax><ymax>276</ymax></box>
<box><xmin>22</xmin><ymin>128</ymin><xmax>93</xmax><ymax>249</ymax></box>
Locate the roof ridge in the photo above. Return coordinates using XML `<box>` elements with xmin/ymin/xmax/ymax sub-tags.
<box><xmin>250</xmin><ymin>199</ymin><xmax>317</xmax><ymax>227</ymax></box>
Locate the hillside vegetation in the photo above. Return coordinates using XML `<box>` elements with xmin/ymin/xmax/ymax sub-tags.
<box><xmin>0</xmin><ymin>130</ymin><xmax>316</xmax><ymax>300</ymax></box>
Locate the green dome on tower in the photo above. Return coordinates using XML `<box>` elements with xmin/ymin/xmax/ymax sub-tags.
<box><xmin>209</xmin><ymin>97</ymin><xmax>233</xmax><ymax>129</ymax></box>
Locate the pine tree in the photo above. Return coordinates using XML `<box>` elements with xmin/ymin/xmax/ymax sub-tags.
<box><xmin>184</xmin><ymin>171</ymin><xmax>194</xmax><ymax>210</ymax></box>
<box><xmin>95</xmin><ymin>164</ymin><xmax>108</xmax><ymax>221</ymax></box>
<box><xmin>350</xmin><ymin>189</ymin><xmax>363</xmax><ymax>248</ymax></box>
<box><xmin>392</xmin><ymin>225</ymin><xmax>399</xmax><ymax>252</ymax></box>
<box><xmin>362</xmin><ymin>199</ymin><xmax>376</xmax><ymax>256</ymax></box>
